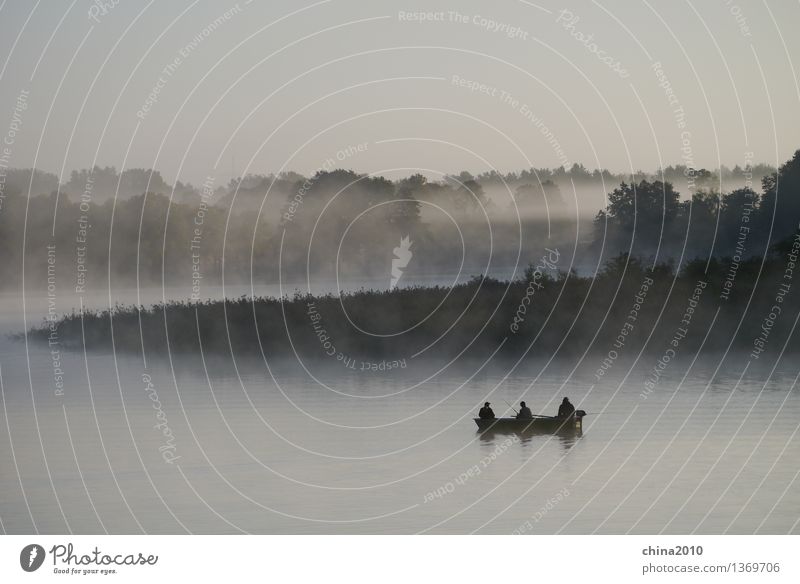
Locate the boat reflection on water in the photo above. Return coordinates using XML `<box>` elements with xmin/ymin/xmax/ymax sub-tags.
<box><xmin>477</xmin><ymin>425</ymin><xmax>583</xmax><ymax>449</ymax></box>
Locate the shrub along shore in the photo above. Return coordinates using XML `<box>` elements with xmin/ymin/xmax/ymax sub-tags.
<box><xmin>25</xmin><ymin>242</ymin><xmax>800</xmax><ymax>364</ymax></box>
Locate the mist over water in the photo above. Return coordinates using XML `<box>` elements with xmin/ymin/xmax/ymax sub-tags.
<box><xmin>2</xmin><ymin>0</ymin><xmax>800</xmax><ymax>541</ymax></box>
<box><xmin>1</xmin><ymin>286</ymin><xmax>798</xmax><ymax>534</ymax></box>
<box><xmin>4</xmin><ymin>157</ymin><xmax>800</xmax><ymax>534</ymax></box>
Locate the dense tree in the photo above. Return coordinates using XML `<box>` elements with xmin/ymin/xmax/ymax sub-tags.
<box><xmin>758</xmin><ymin>150</ymin><xmax>800</xmax><ymax>240</ymax></box>
<box><xmin>594</xmin><ymin>180</ymin><xmax>681</xmax><ymax>255</ymax></box>
<box><xmin>514</xmin><ymin>180</ymin><xmax>564</xmax><ymax>212</ymax></box>
<box><xmin>0</xmin><ymin>153</ymin><xmax>795</xmax><ymax>293</ymax></box>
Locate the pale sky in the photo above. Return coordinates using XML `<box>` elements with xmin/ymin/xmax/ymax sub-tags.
<box><xmin>1</xmin><ymin>0</ymin><xmax>798</xmax><ymax>186</ymax></box>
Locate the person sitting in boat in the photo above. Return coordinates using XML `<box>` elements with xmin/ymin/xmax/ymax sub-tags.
<box><xmin>516</xmin><ymin>401</ymin><xmax>533</xmax><ymax>420</ymax></box>
<box><xmin>558</xmin><ymin>397</ymin><xmax>575</xmax><ymax>419</ymax></box>
<box><xmin>479</xmin><ymin>402</ymin><xmax>495</xmax><ymax>419</ymax></box>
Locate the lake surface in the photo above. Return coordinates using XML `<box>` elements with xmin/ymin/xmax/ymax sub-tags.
<box><xmin>0</xmin><ymin>286</ymin><xmax>798</xmax><ymax>534</ymax></box>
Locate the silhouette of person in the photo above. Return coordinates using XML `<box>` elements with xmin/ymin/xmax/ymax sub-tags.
<box><xmin>479</xmin><ymin>401</ymin><xmax>495</xmax><ymax>419</ymax></box>
<box><xmin>558</xmin><ymin>397</ymin><xmax>575</xmax><ymax>419</ymax></box>
<box><xmin>516</xmin><ymin>401</ymin><xmax>533</xmax><ymax>420</ymax></box>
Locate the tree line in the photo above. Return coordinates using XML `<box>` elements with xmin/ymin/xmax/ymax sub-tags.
<box><xmin>0</xmin><ymin>153</ymin><xmax>794</xmax><ymax>292</ymax></box>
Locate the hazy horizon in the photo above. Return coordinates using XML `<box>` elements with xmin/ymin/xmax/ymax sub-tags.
<box><xmin>1</xmin><ymin>0</ymin><xmax>798</xmax><ymax>188</ymax></box>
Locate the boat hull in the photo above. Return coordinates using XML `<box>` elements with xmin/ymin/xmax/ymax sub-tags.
<box><xmin>474</xmin><ymin>416</ymin><xmax>582</xmax><ymax>434</ymax></box>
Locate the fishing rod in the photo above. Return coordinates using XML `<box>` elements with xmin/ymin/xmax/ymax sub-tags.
<box><xmin>503</xmin><ymin>399</ymin><xmax>518</xmax><ymax>415</ymax></box>
<box><xmin>504</xmin><ymin>399</ymin><xmax>552</xmax><ymax>418</ymax></box>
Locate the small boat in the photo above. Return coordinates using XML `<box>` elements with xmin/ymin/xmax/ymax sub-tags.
<box><xmin>474</xmin><ymin>411</ymin><xmax>586</xmax><ymax>434</ymax></box>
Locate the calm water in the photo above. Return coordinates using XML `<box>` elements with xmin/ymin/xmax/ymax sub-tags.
<box><xmin>0</xmin><ymin>287</ymin><xmax>798</xmax><ymax>534</ymax></box>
